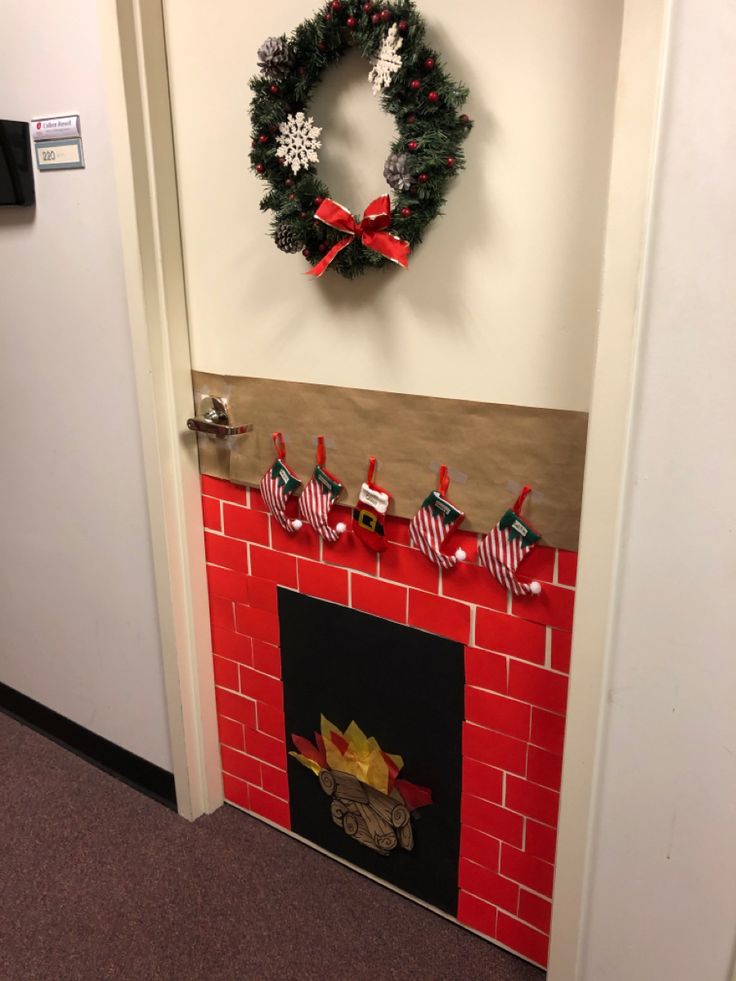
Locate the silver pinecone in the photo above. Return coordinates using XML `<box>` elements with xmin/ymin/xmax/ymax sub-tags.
<box><xmin>257</xmin><ymin>37</ymin><xmax>294</xmax><ymax>76</ymax></box>
<box><xmin>273</xmin><ymin>223</ymin><xmax>304</xmax><ymax>254</ymax></box>
<box><xmin>383</xmin><ymin>153</ymin><xmax>412</xmax><ymax>192</ymax></box>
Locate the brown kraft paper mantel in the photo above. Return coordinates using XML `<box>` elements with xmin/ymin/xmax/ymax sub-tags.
<box><xmin>193</xmin><ymin>372</ymin><xmax>588</xmax><ymax>551</ymax></box>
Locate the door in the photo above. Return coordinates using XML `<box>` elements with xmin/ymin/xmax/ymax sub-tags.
<box><xmin>108</xmin><ymin>0</ymin><xmax>671</xmax><ymax>974</ymax></box>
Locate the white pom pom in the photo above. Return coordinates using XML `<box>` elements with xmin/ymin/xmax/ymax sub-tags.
<box><xmin>291</xmin><ymin>519</ymin><xmax>303</xmax><ymax>531</ymax></box>
<box><xmin>335</xmin><ymin>522</ymin><xmax>347</xmax><ymax>534</ymax></box>
<box><xmin>530</xmin><ymin>581</ymin><xmax>542</xmax><ymax>595</ymax></box>
<box><xmin>455</xmin><ymin>547</ymin><xmax>467</xmax><ymax>562</ymax></box>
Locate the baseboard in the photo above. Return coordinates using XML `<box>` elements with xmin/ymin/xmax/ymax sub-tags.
<box><xmin>0</xmin><ymin>681</ymin><xmax>177</xmax><ymax>810</ymax></box>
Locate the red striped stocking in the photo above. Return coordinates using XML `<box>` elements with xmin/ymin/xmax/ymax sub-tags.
<box><xmin>478</xmin><ymin>486</ymin><xmax>542</xmax><ymax>596</ymax></box>
<box><xmin>259</xmin><ymin>432</ymin><xmax>303</xmax><ymax>534</ymax></box>
<box><xmin>409</xmin><ymin>466</ymin><xmax>467</xmax><ymax>569</ymax></box>
<box><xmin>298</xmin><ymin>436</ymin><xmax>346</xmax><ymax>543</ymax></box>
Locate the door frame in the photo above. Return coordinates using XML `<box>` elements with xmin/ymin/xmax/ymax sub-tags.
<box><xmin>100</xmin><ymin>0</ymin><xmax>673</xmax><ymax>973</ymax></box>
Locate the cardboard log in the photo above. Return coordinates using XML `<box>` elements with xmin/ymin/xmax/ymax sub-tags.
<box><xmin>363</xmin><ymin>784</ymin><xmax>410</xmax><ymax>829</ymax></box>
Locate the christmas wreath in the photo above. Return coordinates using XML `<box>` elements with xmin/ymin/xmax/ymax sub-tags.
<box><xmin>249</xmin><ymin>0</ymin><xmax>472</xmax><ymax>279</ymax></box>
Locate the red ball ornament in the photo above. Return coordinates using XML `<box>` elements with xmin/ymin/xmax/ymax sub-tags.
<box><xmin>410</xmin><ymin>79</ymin><xmax>421</xmax><ymax>92</ymax></box>
<box><xmin>331</xmin><ymin>0</ymin><xmax>342</xmax><ymax>9</ymax></box>
<box><xmin>400</xmin><ymin>206</ymin><xmax>412</xmax><ymax>218</ymax></box>
<box><xmin>362</xmin><ymin>1</ymin><xmax>373</xmax><ymax>9</ymax></box>
<box><xmin>406</xmin><ymin>113</ymin><xmax>417</xmax><ymax>124</ymax></box>
<box><xmin>418</xmin><ymin>173</ymin><xmax>429</xmax><ymax>183</ymax></box>
<box><xmin>258</xmin><ymin>134</ymin><xmax>269</xmax><ymax>145</ymax></box>
<box><xmin>446</xmin><ymin>156</ymin><xmax>456</xmax><ymax>168</ymax></box>
<box><xmin>288</xmin><ymin>193</ymin><xmax>297</xmax><ymax>201</ymax></box>
<box><xmin>347</xmin><ymin>15</ymin><xmax>357</xmax><ymax>27</ymax></box>
<box><xmin>380</xmin><ymin>8</ymin><xmax>391</xmax><ymax>21</ymax></box>
<box><xmin>314</xmin><ymin>196</ymin><xmax>325</xmax><ymax>206</ymax></box>
<box><xmin>459</xmin><ymin>113</ymin><xmax>471</xmax><ymax>125</ymax></box>
<box><xmin>302</xmin><ymin>248</ymin><xmax>311</xmax><ymax>258</ymax></box>
<box><xmin>423</xmin><ymin>57</ymin><xmax>436</xmax><ymax>71</ymax></box>
<box><xmin>255</xmin><ymin>163</ymin><xmax>265</xmax><ymax>174</ymax></box>
<box><xmin>319</xmin><ymin>241</ymin><xmax>329</xmax><ymax>253</ymax></box>
<box><xmin>324</xmin><ymin>12</ymin><xmax>332</xmax><ymax>22</ymax></box>
<box><xmin>428</xmin><ymin>91</ymin><xmax>440</xmax><ymax>103</ymax></box>
<box><xmin>398</xmin><ymin>19</ymin><xmax>409</xmax><ymax>33</ymax></box>
<box><xmin>285</xmin><ymin>177</ymin><xmax>294</xmax><ymax>187</ymax></box>
<box><xmin>270</xmin><ymin>84</ymin><xmax>280</xmax><ymax>95</ymax></box>
<box><xmin>407</xmin><ymin>140</ymin><xmax>418</xmax><ymax>152</ymax></box>
<box><xmin>371</xmin><ymin>12</ymin><xmax>381</xmax><ymax>24</ymax></box>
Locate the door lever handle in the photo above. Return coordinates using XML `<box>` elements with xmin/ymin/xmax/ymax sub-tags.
<box><xmin>186</xmin><ymin>396</ymin><xmax>252</xmax><ymax>439</ymax></box>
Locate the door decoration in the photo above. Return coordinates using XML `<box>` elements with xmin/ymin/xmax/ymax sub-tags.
<box><xmin>249</xmin><ymin>0</ymin><xmax>472</xmax><ymax>279</ymax></box>
<box><xmin>478</xmin><ymin>485</ymin><xmax>543</xmax><ymax>595</ymax></box>
<box><xmin>298</xmin><ymin>435</ymin><xmax>347</xmax><ymax>541</ymax></box>
<box><xmin>409</xmin><ymin>465</ymin><xmax>467</xmax><ymax>568</ymax></box>
<box><xmin>352</xmin><ymin>456</ymin><xmax>391</xmax><ymax>552</ymax></box>
<box><xmin>259</xmin><ymin>432</ymin><xmax>304</xmax><ymax>533</ymax></box>
<box><xmin>290</xmin><ymin>716</ymin><xmax>432</xmax><ymax>855</ymax></box>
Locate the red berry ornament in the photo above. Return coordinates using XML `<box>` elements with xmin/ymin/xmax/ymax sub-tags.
<box><xmin>302</xmin><ymin>248</ymin><xmax>311</xmax><ymax>258</ymax></box>
<box><xmin>363</xmin><ymin>1</ymin><xmax>373</xmax><ymax>9</ymax></box>
<box><xmin>380</xmin><ymin>8</ymin><xmax>391</xmax><ymax>21</ymax></box>
<box><xmin>324</xmin><ymin>12</ymin><xmax>332</xmax><ymax>22</ymax></box>
<box><xmin>314</xmin><ymin>196</ymin><xmax>325</xmax><ymax>206</ymax></box>
<box><xmin>401</xmin><ymin>206</ymin><xmax>412</xmax><ymax>218</ymax></box>
<box><xmin>319</xmin><ymin>241</ymin><xmax>329</xmax><ymax>253</ymax></box>
<box><xmin>270</xmin><ymin>84</ymin><xmax>280</xmax><ymax>95</ymax></box>
<box><xmin>285</xmin><ymin>177</ymin><xmax>294</xmax><ymax>187</ymax></box>
<box><xmin>410</xmin><ymin>79</ymin><xmax>421</xmax><ymax>92</ymax></box>
<box><xmin>347</xmin><ymin>15</ymin><xmax>357</xmax><ymax>27</ymax></box>
<box><xmin>398</xmin><ymin>19</ymin><xmax>409</xmax><ymax>33</ymax></box>
<box><xmin>331</xmin><ymin>0</ymin><xmax>342</xmax><ymax>9</ymax></box>
<box><xmin>371</xmin><ymin>12</ymin><xmax>381</xmax><ymax>24</ymax></box>
<box><xmin>407</xmin><ymin>140</ymin><xmax>418</xmax><ymax>152</ymax></box>
<box><xmin>288</xmin><ymin>193</ymin><xmax>296</xmax><ymax>201</ymax></box>
<box><xmin>258</xmin><ymin>134</ymin><xmax>269</xmax><ymax>145</ymax></box>
<box><xmin>406</xmin><ymin>113</ymin><xmax>417</xmax><ymax>124</ymax></box>
<box><xmin>423</xmin><ymin>57</ymin><xmax>436</xmax><ymax>71</ymax></box>
<box><xmin>255</xmin><ymin>163</ymin><xmax>265</xmax><ymax>174</ymax></box>
<box><xmin>428</xmin><ymin>91</ymin><xmax>439</xmax><ymax>103</ymax></box>
<box><xmin>446</xmin><ymin>156</ymin><xmax>456</xmax><ymax>168</ymax></box>
<box><xmin>418</xmin><ymin>173</ymin><xmax>429</xmax><ymax>183</ymax></box>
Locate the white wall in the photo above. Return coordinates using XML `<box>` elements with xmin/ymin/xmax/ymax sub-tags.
<box><xmin>0</xmin><ymin>0</ymin><xmax>172</xmax><ymax>770</ymax></box>
<box><xmin>582</xmin><ymin>1</ymin><xmax>736</xmax><ymax>977</ymax></box>
<box><xmin>164</xmin><ymin>0</ymin><xmax>622</xmax><ymax>411</ymax></box>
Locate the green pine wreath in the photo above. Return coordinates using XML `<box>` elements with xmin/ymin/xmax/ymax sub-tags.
<box><xmin>249</xmin><ymin>0</ymin><xmax>472</xmax><ymax>279</ymax></box>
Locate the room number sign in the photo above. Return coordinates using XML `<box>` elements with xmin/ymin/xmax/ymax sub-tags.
<box><xmin>35</xmin><ymin>137</ymin><xmax>85</xmax><ymax>171</ymax></box>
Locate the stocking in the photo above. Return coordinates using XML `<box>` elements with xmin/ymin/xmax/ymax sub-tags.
<box><xmin>478</xmin><ymin>485</ymin><xmax>542</xmax><ymax>595</ymax></box>
<box><xmin>409</xmin><ymin>466</ymin><xmax>466</xmax><ymax>569</ymax></box>
<box><xmin>352</xmin><ymin>457</ymin><xmax>391</xmax><ymax>553</ymax></box>
<box><xmin>259</xmin><ymin>432</ymin><xmax>302</xmax><ymax>534</ymax></box>
<box><xmin>298</xmin><ymin>436</ymin><xmax>346</xmax><ymax>543</ymax></box>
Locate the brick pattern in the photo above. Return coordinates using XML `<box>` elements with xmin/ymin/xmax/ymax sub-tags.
<box><xmin>201</xmin><ymin>478</ymin><xmax>576</xmax><ymax>968</ymax></box>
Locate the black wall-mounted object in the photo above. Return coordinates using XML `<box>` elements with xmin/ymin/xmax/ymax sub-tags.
<box><xmin>0</xmin><ymin>119</ymin><xmax>35</xmax><ymax>206</ymax></box>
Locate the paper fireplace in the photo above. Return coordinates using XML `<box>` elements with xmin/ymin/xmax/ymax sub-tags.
<box><xmin>290</xmin><ymin>717</ymin><xmax>433</xmax><ymax>855</ymax></box>
<box><xmin>280</xmin><ymin>590</ymin><xmax>464</xmax><ymax>915</ymax></box>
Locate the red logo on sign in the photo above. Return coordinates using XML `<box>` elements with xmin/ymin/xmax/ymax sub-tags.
<box><xmin>36</xmin><ymin>122</ymin><xmax>42</xmax><ymax>129</ymax></box>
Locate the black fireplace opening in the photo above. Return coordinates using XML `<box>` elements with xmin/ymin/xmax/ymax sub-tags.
<box><xmin>279</xmin><ymin>589</ymin><xmax>465</xmax><ymax>915</ymax></box>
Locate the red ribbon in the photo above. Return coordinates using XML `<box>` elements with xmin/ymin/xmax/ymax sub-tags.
<box><xmin>307</xmin><ymin>195</ymin><xmax>410</xmax><ymax>278</ymax></box>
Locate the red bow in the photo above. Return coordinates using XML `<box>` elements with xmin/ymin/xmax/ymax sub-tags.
<box><xmin>307</xmin><ymin>195</ymin><xmax>411</xmax><ymax>278</ymax></box>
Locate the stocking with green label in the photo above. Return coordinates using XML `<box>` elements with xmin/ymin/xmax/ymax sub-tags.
<box><xmin>298</xmin><ymin>436</ymin><xmax>346</xmax><ymax>543</ymax></box>
<box><xmin>478</xmin><ymin>485</ymin><xmax>542</xmax><ymax>595</ymax></box>
<box><xmin>259</xmin><ymin>432</ymin><xmax>303</xmax><ymax>534</ymax></box>
<box><xmin>409</xmin><ymin>466</ymin><xmax>467</xmax><ymax>569</ymax></box>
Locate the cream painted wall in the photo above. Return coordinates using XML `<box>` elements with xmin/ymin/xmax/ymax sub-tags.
<box><xmin>581</xmin><ymin>0</ymin><xmax>736</xmax><ymax>977</ymax></box>
<box><xmin>164</xmin><ymin>0</ymin><xmax>622</xmax><ymax>411</ymax></box>
<box><xmin>0</xmin><ymin>1</ymin><xmax>172</xmax><ymax>769</ymax></box>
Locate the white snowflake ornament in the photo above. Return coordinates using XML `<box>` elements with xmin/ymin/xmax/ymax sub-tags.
<box><xmin>276</xmin><ymin>112</ymin><xmax>322</xmax><ymax>175</ymax></box>
<box><xmin>368</xmin><ymin>23</ymin><xmax>403</xmax><ymax>96</ymax></box>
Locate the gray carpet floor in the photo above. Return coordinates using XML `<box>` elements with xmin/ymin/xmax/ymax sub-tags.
<box><xmin>0</xmin><ymin>711</ymin><xmax>544</xmax><ymax>980</ymax></box>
